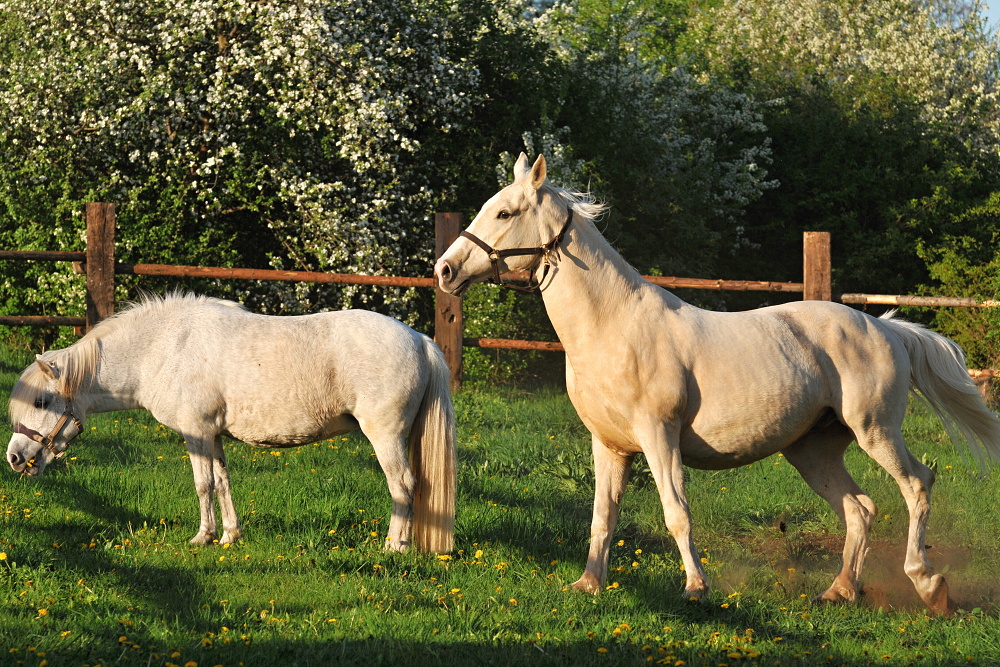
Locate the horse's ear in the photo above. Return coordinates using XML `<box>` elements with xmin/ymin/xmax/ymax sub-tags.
<box><xmin>35</xmin><ymin>356</ymin><xmax>57</xmax><ymax>380</ymax></box>
<box><xmin>513</xmin><ymin>152</ymin><xmax>530</xmax><ymax>180</ymax></box>
<box><xmin>529</xmin><ymin>154</ymin><xmax>547</xmax><ymax>190</ymax></box>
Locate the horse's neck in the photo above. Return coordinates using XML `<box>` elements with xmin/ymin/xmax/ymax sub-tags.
<box><xmin>541</xmin><ymin>217</ymin><xmax>682</xmax><ymax>347</ymax></box>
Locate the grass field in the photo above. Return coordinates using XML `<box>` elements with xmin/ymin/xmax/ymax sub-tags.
<box><xmin>2</xmin><ymin>342</ymin><xmax>1000</xmax><ymax>666</ymax></box>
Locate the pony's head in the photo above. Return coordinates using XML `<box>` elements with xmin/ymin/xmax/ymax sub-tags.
<box><xmin>7</xmin><ymin>352</ymin><xmax>89</xmax><ymax>476</ymax></box>
<box><xmin>436</xmin><ymin>153</ymin><xmax>575</xmax><ymax>295</ymax></box>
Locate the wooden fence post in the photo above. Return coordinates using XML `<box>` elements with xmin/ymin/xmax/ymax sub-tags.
<box><xmin>803</xmin><ymin>232</ymin><xmax>831</xmax><ymax>301</ymax></box>
<box><xmin>86</xmin><ymin>203</ymin><xmax>116</xmax><ymax>331</ymax></box>
<box><xmin>435</xmin><ymin>212</ymin><xmax>464</xmax><ymax>390</ymax></box>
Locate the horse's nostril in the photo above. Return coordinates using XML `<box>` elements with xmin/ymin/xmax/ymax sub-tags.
<box><xmin>9</xmin><ymin>452</ymin><xmax>23</xmax><ymax>466</ymax></box>
<box><xmin>436</xmin><ymin>260</ymin><xmax>452</xmax><ymax>282</ymax></box>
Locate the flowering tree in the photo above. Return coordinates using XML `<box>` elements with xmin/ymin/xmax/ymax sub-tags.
<box><xmin>685</xmin><ymin>0</ymin><xmax>1000</xmax><ymax>295</ymax></box>
<box><xmin>0</xmin><ymin>0</ymin><xmax>477</xmax><ymax>342</ymax></box>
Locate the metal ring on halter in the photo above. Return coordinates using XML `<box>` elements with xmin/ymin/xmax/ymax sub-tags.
<box><xmin>459</xmin><ymin>206</ymin><xmax>573</xmax><ymax>293</ymax></box>
<box><xmin>13</xmin><ymin>401</ymin><xmax>84</xmax><ymax>460</ymax></box>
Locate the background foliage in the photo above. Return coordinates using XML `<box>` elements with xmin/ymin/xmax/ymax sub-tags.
<box><xmin>0</xmin><ymin>0</ymin><xmax>998</xmax><ymax>368</ymax></box>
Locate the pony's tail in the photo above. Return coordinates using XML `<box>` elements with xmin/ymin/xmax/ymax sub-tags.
<box><xmin>880</xmin><ymin>313</ymin><xmax>1000</xmax><ymax>470</ymax></box>
<box><xmin>408</xmin><ymin>335</ymin><xmax>457</xmax><ymax>553</ymax></box>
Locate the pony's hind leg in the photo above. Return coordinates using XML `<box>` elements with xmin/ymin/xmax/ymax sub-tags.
<box><xmin>364</xmin><ymin>428</ymin><xmax>416</xmax><ymax>552</ymax></box>
<box><xmin>783</xmin><ymin>422</ymin><xmax>876</xmax><ymax>604</ymax></box>
<box><xmin>572</xmin><ymin>434</ymin><xmax>634</xmax><ymax>594</ymax></box>
<box><xmin>854</xmin><ymin>424</ymin><xmax>955</xmax><ymax>615</ymax></box>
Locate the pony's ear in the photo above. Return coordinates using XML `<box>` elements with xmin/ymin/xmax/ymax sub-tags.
<box><xmin>529</xmin><ymin>154</ymin><xmax>547</xmax><ymax>190</ymax></box>
<box><xmin>513</xmin><ymin>152</ymin><xmax>530</xmax><ymax>180</ymax></box>
<box><xmin>35</xmin><ymin>356</ymin><xmax>57</xmax><ymax>380</ymax></box>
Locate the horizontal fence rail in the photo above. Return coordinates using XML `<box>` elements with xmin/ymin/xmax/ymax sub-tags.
<box><xmin>839</xmin><ymin>294</ymin><xmax>1000</xmax><ymax>308</ymax></box>
<box><xmin>2</xmin><ymin>203</ymin><xmax>995</xmax><ymax>392</ymax></box>
<box><xmin>116</xmin><ymin>263</ymin><xmax>436</xmax><ymax>288</ymax></box>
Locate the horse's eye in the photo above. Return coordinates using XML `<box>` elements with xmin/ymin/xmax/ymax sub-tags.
<box><xmin>497</xmin><ymin>210</ymin><xmax>512</xmax><ymax>220</ymax></box>
<box><xmin>34</xmin><ymin>395</ymin><xmax>51</xmax><ymax>409</ymax></box>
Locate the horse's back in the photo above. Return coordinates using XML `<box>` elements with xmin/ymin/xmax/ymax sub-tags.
<box><xmin>667</xmin><ymin>299</ymin><xmax>909</xmax><ymax>467</ymax></box>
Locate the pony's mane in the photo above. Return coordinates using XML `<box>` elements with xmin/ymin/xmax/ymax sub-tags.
<box><xmin>8</xmin><ymin>292</ymin><xmax>243</xmax><ymax>426</ymax></box>
<box><xmin>546</xmin><ymin>184</ymin><xmax>609</xmax><ymax>222</ymax></box>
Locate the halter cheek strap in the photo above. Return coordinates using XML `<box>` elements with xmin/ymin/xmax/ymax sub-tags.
<box><xmin>459</xmin><ymin>206</ymin><xmax>573</xmax><ymax>292</ymax></box>
<box><xmin>14</xmin><ymin>402</ymin><xmax>83</xmax><ymax>460</ymax></box>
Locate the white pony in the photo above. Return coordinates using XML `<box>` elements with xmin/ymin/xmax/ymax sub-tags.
<box><xmin>435</xmin><ymin>153</ymin><xmax>1000</xmax><ymax>614</ymax></box>
<box><xmin>6</xmin><ymin>293</ymin><xmax>456</xmax><ymax>553</ymax></box>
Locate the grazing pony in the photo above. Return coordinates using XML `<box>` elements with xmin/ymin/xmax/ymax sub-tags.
<box><xmin>7</xmin><ymin>293</ymin><xmax>456</xmax><ymax>553</ymax></box>
<box><xmin>435</xmin><ymin>153</ymin><xmax>1000</xmax><ymax>613</ymax></box>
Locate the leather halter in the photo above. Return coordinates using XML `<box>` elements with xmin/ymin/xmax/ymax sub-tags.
<box><xmin>13</xmin><ymin>401</ymin><xmax>83</xmax><ymax>460</ymax></box>
<box><xmin>458</xmin><ymin>206</ymin><xmax>573</xmax><ymax>292</ymax></box>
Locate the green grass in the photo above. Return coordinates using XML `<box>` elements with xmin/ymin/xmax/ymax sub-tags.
<box><xmin>2</xmin><ymin>343</ymin><xmax>1000</xmax><ymax>666</ymax></box>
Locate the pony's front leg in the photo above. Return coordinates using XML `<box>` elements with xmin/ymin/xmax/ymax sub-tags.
<box><xmin>184</xmin><ymin>435</ymin><xmax>220</xmax><ymax>546</ymax></box>
<box><xmin>572</xmin><ymin>434</ymin><xmax>633</xmax><ymax>594</ymax></box>
<box><xmin>642</xmin><ymin>422</ymin><xmax>709</xmax><ymax>602</ymax></box>
<box><xmin>211</xmin><ymin>436</ymin><xmax>242</xmax><ymax>545</ymax></box>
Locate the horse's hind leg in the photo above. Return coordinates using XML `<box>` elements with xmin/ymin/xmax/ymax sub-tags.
<box><xmin>853</xmin><ymin>423</ymin><xmax>955</xmax><ymax>615</ymax></box>
<box><xmin>364</xmin><ymin>427</ymin><xmax>416</xmax><ymax>552</ymax></box>
<box><xmin>783</xmin><ymin>422</ymin><xmax>876</xmax><ymax>604</ymax></box>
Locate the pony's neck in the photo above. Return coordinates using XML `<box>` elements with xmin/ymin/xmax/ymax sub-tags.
<box><xmin>540</xmin><ymin>214</ymin><xmax>682</xmax><ymax>347</ymax></box>
<box><xmin>65</xmin><ymin>329</ymin><xmax>142</xmax><ymax>416</ymax></box>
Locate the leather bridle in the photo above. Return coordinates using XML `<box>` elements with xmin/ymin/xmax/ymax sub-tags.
<box><xmin>459</xmin><ymin>206</ymin><xmax>573</xmax><ymax>292</ymax></box>
<box><xmin>13</xmin><ymin>400</ymin><xmax>83</xmax><ymax>460</ymax></box>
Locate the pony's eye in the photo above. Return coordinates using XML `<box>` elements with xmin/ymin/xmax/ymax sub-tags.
<box><xmin>497</xmin><ymin>210</ymin><xmax>512</xmax><ymax>220</ymax></box>
<box><xmin>34</xmin><ymin>395</ymin><xmax>51</xmax><ymax>410</ymax></box>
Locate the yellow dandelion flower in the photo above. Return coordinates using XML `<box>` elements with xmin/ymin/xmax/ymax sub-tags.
<box><xmin>0</xmin><ymin>552</ymin><xmax>7</xmax><ymax>560</ymax></box>
<box><xmin>437</xmin><ymin>554</ymin><xmax>451</xmax><ymax>561</ymax></box>
<box><xmin>597</xmin><ymin>647</ymin><xmax>608</xmax><ymax>654</ymax></box>
<box><xmin>616</xmin><ymin>540</ymin><xmax>624</xmax><ymax>546</ymax></box>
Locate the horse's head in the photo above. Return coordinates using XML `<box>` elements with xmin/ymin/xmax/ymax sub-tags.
<box><xmin>7</xmin><ymin>356</ymin><xmax>85</xmax><ymax>476</ymax></box>
<box><xmin>436</xmin><ymin>153</ymin><xmax>571</xmax><ymax>295</ymax></box>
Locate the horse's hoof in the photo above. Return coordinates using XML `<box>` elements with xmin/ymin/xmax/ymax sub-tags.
<box><xmin>219</xmin><ymin>532</ymin><xmax>242</xmax><ymax>545</ymax></box>
<box><xmin>814</xmin><ymin>585</ymin><xmax>857</xmax><ymax>605</ymax></box>
<box><xmin>571</xmin><ymin>573</ymin><xmax>602</xmax><ymax>595</ymax></box>
<box><xmin>683</xmin><ymin>588</ymin><xmax>709</xmax><ymax>604</ymax></box>
<box><xmin>924</xmin><ymin>576</ymin><xmax>956</xmax><ymax>617</ymax></box>
<box><xmin>189</xmin><ymin>532</ymin><xmax>217</xmax><ymax>546</ymax></box>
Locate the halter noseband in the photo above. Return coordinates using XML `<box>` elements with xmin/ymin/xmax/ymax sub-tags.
<box><xmin>13</xmin><ymin>400</ymin><xmax>83</xmax><ymax>460</ymax></box>
<box><xmin>459</xmin><ymin>206</ymin><xmax>573</xmax><ymax>292</ymax></box>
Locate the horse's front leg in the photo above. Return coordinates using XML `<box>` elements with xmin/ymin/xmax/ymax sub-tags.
<box><xmin>572</xmin><ymin>434</ymin><xmax>634</xmax><ymax>594</ymax></box>
<box><xmin>642</xmin><ymin>421</ymin><xmax>709</xmax><ymax>602</ymax></box>
<box><xmin>184</xmin><ymin>434</ymin><xmax>220</xmax><ymax>546</ymax></box>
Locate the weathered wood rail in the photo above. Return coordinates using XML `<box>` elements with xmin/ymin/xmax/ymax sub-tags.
<box><xmin>4</xmin><ymin>203</ymin><xmax>995</xmax><ymax>393</ymax></box>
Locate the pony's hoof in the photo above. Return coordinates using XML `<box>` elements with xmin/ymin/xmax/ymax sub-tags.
<box><xmin>571</xmin><ymin>573</ymin><xmax>602</xmax><ymax>595</ymax></box>
<box><xmin>189</xmin><ymin>532</ymin><xmax>217</xmax><ymax>546</ymax></box>
<box><xmin>219</xmin><ymin>532</ymin><xmax>242</xmax><ymax>545</ymax></box>
<box><xmin>384</xmin><ymin>539</ymin><xmax>409</xmax><ymax>553</ymax></box>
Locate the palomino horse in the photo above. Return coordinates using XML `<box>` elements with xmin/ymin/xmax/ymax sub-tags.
<box><xmin>436</xmin><ymin>153</ymin><xmax>1000</xmax><ymax>613</ymax></box>
<box><xmin>6</xmin><ymin>293</ymin><xmax>456</xmax><ymax>553</ymax></box>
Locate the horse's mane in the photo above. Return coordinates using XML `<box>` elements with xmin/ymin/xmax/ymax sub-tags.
<box><xmin>546</xmin><ymin>185</ymin><xmax>609</xmax><ymax>222</ymax></box>
<box><xmin>8</xmin><ymin>292</ymin><xmax>243</xmax><ymax>425</ymax></box>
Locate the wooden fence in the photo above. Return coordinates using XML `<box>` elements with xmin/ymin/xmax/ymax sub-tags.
<box><xmin>2</xmin><ymin>203</ymin><xmax>996</xmax><ymax>392</ymax></box>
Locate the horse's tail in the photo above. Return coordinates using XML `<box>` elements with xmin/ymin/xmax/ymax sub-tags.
<box><xmin>407</xmin><ymin>335</ymin><xmax>457</xmax><ymax>553</ymax></box>
<box><xmin>880</xmin><ymin>312</ymin><xmax>1000</xmax><ymax>469</ymax></box>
